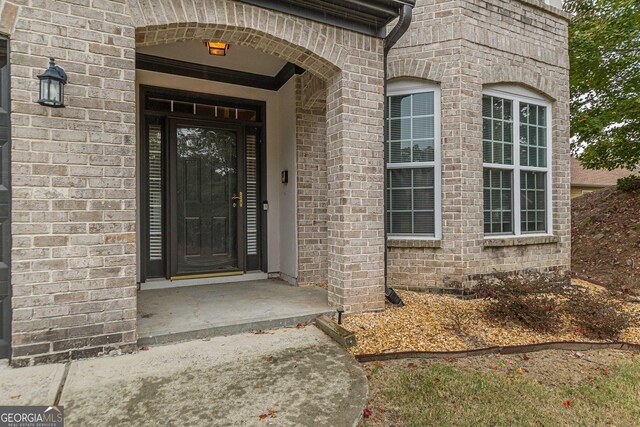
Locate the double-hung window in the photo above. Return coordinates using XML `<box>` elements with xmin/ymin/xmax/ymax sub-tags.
<box><xmin>482</xmin><ymin>87</ymin><xmax>552</xmax><ymax>236</ymax></box>
<box><xmin>386</xmin><ymin>80</ymin><xmax>441</xmax><ymax>239</ymax></box>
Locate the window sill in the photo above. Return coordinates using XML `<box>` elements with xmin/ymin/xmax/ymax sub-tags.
<box><xmin>387</xmin><ymin>238</ymin><xmax>441</xmax><ymax>248</ymax></box>
<box><xmin>483</xmin><ymin>235</ymin><xmax>558</xmax><ymax>247</ymax></box>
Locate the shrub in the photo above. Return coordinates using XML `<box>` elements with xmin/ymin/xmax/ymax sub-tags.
<box><xmin>445</xmin><ymin>303</ymin><xmax>470</xmax><ymax>335</ymax></box>
<box><xmin>616</xmin><ymin>175</ymin><xmax>640</xmax><ymax>192</ymax></box>
<box><xmin>474</xmin><ymin>272</ymin><xmax>564</xmax><ymax>332</ymax></box>
<box><xmin>563</xmin><ymin>289</ymin><xmax>634</xmax><ymax>340</ymax></box>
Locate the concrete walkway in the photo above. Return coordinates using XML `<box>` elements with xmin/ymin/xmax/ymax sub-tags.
<box><xmin>1</xmin><ymin>327</ymin><xmax>368</xmax><ymax>427</ymax></box>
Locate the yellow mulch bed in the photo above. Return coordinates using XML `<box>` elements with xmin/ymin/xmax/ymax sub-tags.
<box><xmin>343</xmin><ymin>279</ymin><xmax>640</xmax><ymax>355</ymax></box>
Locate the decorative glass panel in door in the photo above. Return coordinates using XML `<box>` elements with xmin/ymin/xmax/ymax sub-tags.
<box><xmin>174</xmin><ymin>125</ymin><xmax>241</xmax><ymax>275</ymax></box>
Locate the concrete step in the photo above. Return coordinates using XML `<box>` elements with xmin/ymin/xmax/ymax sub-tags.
<box><xmin>138</xmin><ymin>310</ymin><xmax>333</xmax><ymax>346</ymax></box>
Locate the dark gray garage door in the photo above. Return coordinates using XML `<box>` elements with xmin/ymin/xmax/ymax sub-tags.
<box><xmin>0</xmin><ymin>36</ymin><xmax>11</xmax><ymax>359</ymax></box>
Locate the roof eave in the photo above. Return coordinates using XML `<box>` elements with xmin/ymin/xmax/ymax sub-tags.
<box><xmin>238</xmin><ymin>0</ymin><xmax>416</xmax><ymax>37</ymax></box>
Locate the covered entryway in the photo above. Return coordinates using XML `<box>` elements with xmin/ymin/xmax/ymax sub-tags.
<box><xmin>134</xmin><ymin>38</ymin><xmax>337</xmax><ymax>341</ymax></box>
<box><xmin>127</xmin><ymin>0</ymin><xmax>393</xmax><ymax>320</ymax></box>
<box><xmin>129</xmin><ymin>0</ymin><xmax>393</xmax><ymax>325</ymax></box>
<box><xmin>133</xmin><ymin>25</ymin><xmax>338</xmax><ymax>344</ymax></box>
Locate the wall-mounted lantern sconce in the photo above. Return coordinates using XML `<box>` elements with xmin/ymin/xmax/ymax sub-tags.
<box><xmin>37</xmin><ymin>57</ymin><xmax>67</xmax><ymax>108</ymax></box>
<box><xmin>205</xmin><ymin>42</ymin><xmax>229</xmax><ymax>56</ymax></box>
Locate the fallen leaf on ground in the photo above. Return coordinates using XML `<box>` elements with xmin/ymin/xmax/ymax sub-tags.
<box><xmin>11</xmin><ymin>395</ymin><xmax>20</xmax><ymax>400</ymax></box>
<box><xmin>363</xmin><ymin>408</ymin><xmax>372</xmax><ymax>419</ymax></box>
<box><xmin>563</xmin><ymin>401</ymin><xmax>571</xmax><ymax>407</ymax></box>
<box><xmin>571</xmin><ymin>188</ymin><xmax>640</xmax><ymax>293</ymax></box>
<box><xmin>258</xmin><ymin>414</ymin><xmax>267</xmax><ymax>420</ymax></box>
<box><xmin>268</xmin><ymin>409</ymin><xmax>277</xmax><ymax>418</ymax></box>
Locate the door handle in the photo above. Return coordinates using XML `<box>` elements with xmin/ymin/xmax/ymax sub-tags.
<box><xmin>232</xmin><ymin>192</ymin><xmax>243</xmax><ymax>208</ymax></box>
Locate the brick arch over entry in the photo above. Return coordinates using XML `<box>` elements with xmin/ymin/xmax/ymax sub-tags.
<box><xmin>299</xmin><ymin>72</ymin><xmax>326</xmax><ymax>111</ymax></box>
<box><xmin>127</xmin><ymin>0</ymin><xmax>344</xmax><ymax>80</ymax></box>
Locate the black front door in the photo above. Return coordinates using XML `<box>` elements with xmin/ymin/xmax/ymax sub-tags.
<box><xmin>170</xmin><ymin>120</ymin><xmax>245</xmax><ymax>277</ymax></box>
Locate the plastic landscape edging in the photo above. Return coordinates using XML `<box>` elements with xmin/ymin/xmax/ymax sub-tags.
<box><xmin>571</xmin><ymin>273</ymin><xmax>610</xmax><ymax>288</ymax></box>
<box><xmin>355</xmin><ymin>341</ymin><xmax>640</xmax><ymax>363</ymax></box>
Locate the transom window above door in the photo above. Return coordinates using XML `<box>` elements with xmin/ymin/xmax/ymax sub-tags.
<box><xmin>386</xmin><ymin>80</ymin><xmax>441</xmax><ymax>239</ymax></box>
<box><xmin>146</xmin><ymin>95</ymin><xmax>261</xmax><ymax>122</ymax></box>
<box><xmin>482</xmin><ymin>86</ymin><xmax>553</xmax><ymax>236</ymax></box>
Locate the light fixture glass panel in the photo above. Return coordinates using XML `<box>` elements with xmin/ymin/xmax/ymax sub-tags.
<box><xmin>40</xmin><ymin>79</ymin><xmax>49</xmax><ymax>102</ymax></box>
<box><xmin>206</xmin><ymin>42</ymin><xmax>229</xmax><ymax>56</ymax></box>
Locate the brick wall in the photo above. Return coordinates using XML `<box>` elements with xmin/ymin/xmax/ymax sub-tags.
<box><xmin>325</xmin><ymin>68</ymin><xmax>386</xmax><ymax>312</ymax></box>
<box><xmin>385</xmin><ymin>0</ymin><xmax>571</xmax><ymax>291</ymax></box>
<box><xmin>8</xmin><ymin>0</ymin><xmax>138</xmax><ymax>365</ymax></box>
<box><xmin>296</xmin><ymin>74</ymin><xmax>328</xmax><ymax>286</ymax></box>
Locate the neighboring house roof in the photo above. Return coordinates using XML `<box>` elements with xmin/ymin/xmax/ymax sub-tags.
<box><xmin>570</xmin><ymin>157</ymin><xmax>632</xmax><ymax>187</ymax></box>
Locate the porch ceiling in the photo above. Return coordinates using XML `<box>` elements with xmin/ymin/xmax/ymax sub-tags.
<box><xmin>238</xmin><ymin>0</ymin><xmax>416</xmax><ymax>37</ymax></box>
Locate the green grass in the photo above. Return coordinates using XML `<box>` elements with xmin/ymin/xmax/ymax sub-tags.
<box><xmin>382</xmin><ymin>362</ymin><xmax>640</xmax><ymax>426</ymax></box>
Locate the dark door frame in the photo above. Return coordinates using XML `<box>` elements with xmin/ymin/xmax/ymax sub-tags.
<box><xmin>0</xmin><ymin>35</ymin><xmax>11</xmax><ymax>359</ymax></box>
<box><xmin>138</xmin><ymin>85</ymin><xmax>268</xmax><ymax>283</ymax></box>
<box><xmin>168</xmin><ymin>118</ymin><xmax>246</xmax><ymax>278</ymax></box>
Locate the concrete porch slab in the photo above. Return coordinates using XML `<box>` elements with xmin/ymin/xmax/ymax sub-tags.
<box><xmin>137</xmin><ymin>279</ymin><xmax>333</xmax><ymax>345</ymax></box>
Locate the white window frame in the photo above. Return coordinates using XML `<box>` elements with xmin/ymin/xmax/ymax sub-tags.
<box><xmin>386</xmin><ymin>79</ymin><xmax>442</xmax><ymax>240</ymax></box>
<box><xmin>482</xmin><ymin>86</ymin><xmax>553</xmax><ymax>238</ymax></box>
